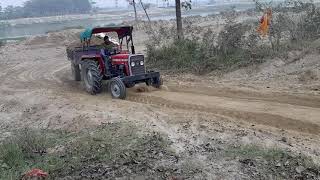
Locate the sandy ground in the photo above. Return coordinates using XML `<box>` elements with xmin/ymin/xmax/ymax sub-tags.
<box><xmin>0</xmin><ymin>28</ymin><xmax>320</xmax><ymax>178</ymax></box>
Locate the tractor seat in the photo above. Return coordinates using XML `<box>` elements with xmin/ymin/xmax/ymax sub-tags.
<box><xmin>100</xmin><ymin>49</ymin><xmax>112</xmax><ymax>74</ymax></box>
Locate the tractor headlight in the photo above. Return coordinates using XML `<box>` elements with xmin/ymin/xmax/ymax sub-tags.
<box><xmin>140</xmin><ymin>61</ymin><xmax>144</xmax><ymax>66</ymax></box>
<box><xmin>131</xmin><ymin>61</ymin><xmax>135</xmax><ymax>67</ymax></box>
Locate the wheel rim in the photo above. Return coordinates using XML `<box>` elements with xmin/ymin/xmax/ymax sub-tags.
<box><xmin>111</xmin><ymin>82</ymin><xmax>121</xmax><ymax>97</ymax></box>
<box><xmin>84</xmin><ymin>69</ymin><xmax>93</xmax><ymax>89</ymax></box>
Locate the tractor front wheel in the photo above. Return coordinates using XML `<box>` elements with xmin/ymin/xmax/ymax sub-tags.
<box><xmin>81</xmin><ymin>60</ymin><xmax>103</xmax><ymax>95</ymax></box>
<box><xmin>125</xmin><ymin>82</ymin><xmax>135</xmax><ymax>88</ymax></box>
<box><xmin>110</xmin><ymin>77</ymin><xmax>126</xmax><ymax>99</ymax></box>
<box><xmin>151</xmin><ymin>76</ymin><xmax>163</xmax><ymax>89</ymax></box>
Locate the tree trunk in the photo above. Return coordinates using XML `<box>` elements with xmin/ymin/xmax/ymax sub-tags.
<box><xmin>175</xmin><ymin>0</ymin><xmax>183</xmax><ymax>39</ymax></box>
<box><xmin>139</xmin><ymin>0</ymin><xmax>151</xmax><ymax>23</ymax></box>
<box><xmin>133</xmin><ymin>0</ymin><xmax>138</xmax><ymax>21</ymax></box>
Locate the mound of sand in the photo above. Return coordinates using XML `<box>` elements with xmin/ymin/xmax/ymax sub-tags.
<box><xmin>24</xmin><ymin>29</ymin><xmax>83</xmax><ymax>46</ymax></box>
<box><xmin>221</xmin><ymin>50</ymin><xmax>320</xmax><ymax>91</ymax></box>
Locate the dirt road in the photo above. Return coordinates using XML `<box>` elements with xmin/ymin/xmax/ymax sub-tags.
<box><xmin>127</xmin><ymin>85</ymin><xmax>320</xmax><ymax>135</ymax></box>
<box><xmin>1</xmin><ymin>39</ymin><xmax>319</xmax><ymax>134</ymax></box>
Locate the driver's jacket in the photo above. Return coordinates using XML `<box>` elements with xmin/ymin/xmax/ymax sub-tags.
<box><xmin>100</xmin><ymin>42</ymin><xmax>117</xmax><ymax>53</ymax></box>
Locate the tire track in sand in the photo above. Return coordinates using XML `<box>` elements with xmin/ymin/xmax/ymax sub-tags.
<box><xmin>127</xmin><ymin>91</ymin><xmax>320</xmax><ymax>135</ymax></box>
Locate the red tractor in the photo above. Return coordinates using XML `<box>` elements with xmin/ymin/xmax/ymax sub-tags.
<box><xmin>67</xmin><ymin>26</ymin><xmax>162</xmax><ymax>99</ymax></box>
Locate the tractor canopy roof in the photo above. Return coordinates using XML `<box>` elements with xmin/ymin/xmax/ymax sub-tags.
<box><xmin>80</xmin><ymin>26</ymin><xmax>133</xmax><ymax>41</ymax></box>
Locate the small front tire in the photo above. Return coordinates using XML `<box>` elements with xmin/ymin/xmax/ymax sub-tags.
<box><xmin>125</xmin><ymin>83</ymin><xmax>135</xmax><ymax>88</ymax></box>
<box><xmin>110</xmin><ymin>77</ymin><xmax>126</xmax><ymax>99</ymax></box>
<box><xmin>152</xmin><ymin>77</ymin><xmax>163</xmax><ymax>89</ymax></box>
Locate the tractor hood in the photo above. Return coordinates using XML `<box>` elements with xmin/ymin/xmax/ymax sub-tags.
<box><xmin>111</xmin><ymin>54</ymin><xmax>129</xmax><ymax>61</ymax></box>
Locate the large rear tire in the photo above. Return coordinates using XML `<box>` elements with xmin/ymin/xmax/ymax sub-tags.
<box><xmin>71</xmin><ymin>62</ymin><xmax>81</xmax><ymax>81</ymax></box>
<box><xmin>110</xmin><ymin>77</ymin><xmax>126</xmax><ymax>99</ymax></box>
<box><xmin>81</xmin><ymin>60</ymin><xmax>103</xmax><ymax>95</ymax></box>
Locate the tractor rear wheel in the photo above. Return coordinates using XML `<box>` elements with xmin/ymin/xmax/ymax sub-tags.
<box><xmin>110</xmin><ymin>77</ymin><xmax>126</xmax><ymax>99</ymax></box>
<box><xmin>81</xmin><ymin>60</ymin><xmax>103</xmax><ymax>95</ymax></box>
<box><xmin>71</xmin><ymin>62</ymin><xmax>81</xmax><ymax>81</ymax></box>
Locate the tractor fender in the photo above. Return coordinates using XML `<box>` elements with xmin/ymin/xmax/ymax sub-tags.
<box><xmin>80</xmin><ymin>56</ymin><xmax>105</xmax><ymax>74</ymax></box>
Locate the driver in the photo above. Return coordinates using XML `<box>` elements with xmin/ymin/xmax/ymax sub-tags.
<box><xmin>101</xmin><ymin>35</ymin><xmax>118</xmax><ymax>54</ymax></box>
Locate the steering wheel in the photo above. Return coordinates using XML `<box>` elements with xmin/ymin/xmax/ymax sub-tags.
<box><xmin>110</xmin><ymin>47</ymin><xmax>120</xmax><ymax>55</ymax></box>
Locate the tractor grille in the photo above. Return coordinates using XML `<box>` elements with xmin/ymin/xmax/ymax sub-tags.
<box><xmin>129</xmin><ymin>55</ymin><xmax>146</xmax><ymax>75</ymax></box>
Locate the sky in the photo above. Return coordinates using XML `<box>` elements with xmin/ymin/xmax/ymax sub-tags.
<box><xmin>2</xmin><ymin>0</ymin><xmax>296</xmax><ymax>8</ymax></box>
<box><xmin>1</xmin><ymin>0</ymin><xmax>211</xmax><ymax>8</ymax></box>
<box><xmin>0</xmin><ymin>0</ymin><xmax>25</xmax><ymax>7</ymax></box>
<box><xmin>0</xmin><ymin>0</ymin><xmax>199</xmax><ymax>7</ymax></box>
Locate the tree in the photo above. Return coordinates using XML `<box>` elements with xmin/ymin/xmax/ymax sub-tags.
<box><xmin>164</xmin><ymin>0</ymin><xmax>191</xmax><ymax>39</ymax></box>
<box><xmin>0</xmin><ymin>5</ymin><xmax>2</xmax><ymax>19</ymax></box>
<box><xmin>4</xmin><ymin>6</ymin><xmax>15</xmax><ymax>19</ymax></box>
<box><xmin>139</xmin><ymin>0</ymin><xmax>151</xmax><ymax>23</ymax></box>
<box><xmin>0</xmin><ymin>0</ymin><xmax>93</xmax><ymax>20</ymax></box>
<box><xmin>127</xmin><ymin>0</ymin><xmax>138</xmax><ymax>21</ymax></box>
<box><xmin>89</xmin><ymin>0</ymin><xmax>97</xmax><ymax>5</ymax></box>
<box><xmin>175</xmin><ymin>0</ymin><xmax>183</xmax><ymax>39</ymax></box>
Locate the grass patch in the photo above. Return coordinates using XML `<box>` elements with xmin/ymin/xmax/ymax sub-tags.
<box><xmin>146</xmin><ymin>37</ymin><xmax>318</xmax><ymax>75</ymax></box>
<box><xmin>0</xmin><ymin>129</ymin><xmax>62</xmax><ymax>179</ymax></box>
<box><xmin>146</xmin><ymin>21</ymin><xmax>270</xmax><ymax>75</ymax></box>
<box><xmin>146</xmin><ymin>39</ymin><xmax>267</xmax><ymax>75</ymax></box>
<box><xmin>225</xmin><ymin>145</ymin><xmax>320</xmax><ymax>179</ymax></box>
<box><xmin>226</xmin><ymin>145</ymin><xmax>288</xmax><ymax>161</ymax></box>
<box><xmin>0</xmin><ymin>123</ymin><xmax>177</xmax><ymax>179</ymax></box>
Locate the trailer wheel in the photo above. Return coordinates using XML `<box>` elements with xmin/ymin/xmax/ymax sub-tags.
<box><xmin>71</xmin><ymin>62</ymin><xmax>81</xmax><ymax>81</ymax></box>
<box><xmin>152</xmin><ymin>76</ymin><xmax>163</xmax><ymax>89</ymax></box>
<box><xmin>110</xmin><ymin>77</ymin><xmax>126</xmax><ymax>99</ymax></box>
<box><xmin>81</xmin><ymin>60</ymin><xmax>103</xmax><ymax>95</ymax></box>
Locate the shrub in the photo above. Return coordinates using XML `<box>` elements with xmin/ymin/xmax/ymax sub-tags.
<box><xmin>297</xmin><ymin>5</ymin><xmax>320</xmax><ymax>40</ymax></box>
<box><xmin>146</xmin><ymin>22</ymin><xmax>262</xmax><ymax>74</ymax></box>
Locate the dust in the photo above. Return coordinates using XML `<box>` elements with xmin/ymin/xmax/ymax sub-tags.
<box><xmin>133</xmin><ymin>86</ymin><xmax>152</xmax><ymax>93</ymax></box>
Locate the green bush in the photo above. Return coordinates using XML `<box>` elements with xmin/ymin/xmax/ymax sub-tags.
<box><xmin>147</xmin><ymin>39</ymin><xmax>199</xmax><ymax>73</ymax></box>
<box><xmin>147</xmin><ymin>39</ymin><xmax>259</xmax><ymax>75</ymax></box>
<box><xmin>146</xmin><ymin>22</ymin><xmax>264</xmax><ymax>74</ymax></box>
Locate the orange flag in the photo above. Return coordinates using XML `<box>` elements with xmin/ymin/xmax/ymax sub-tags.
<box><xmin>258</xmin><ymin>9</ymin><xmax>272</xmax><ymax>37</ymax></box>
